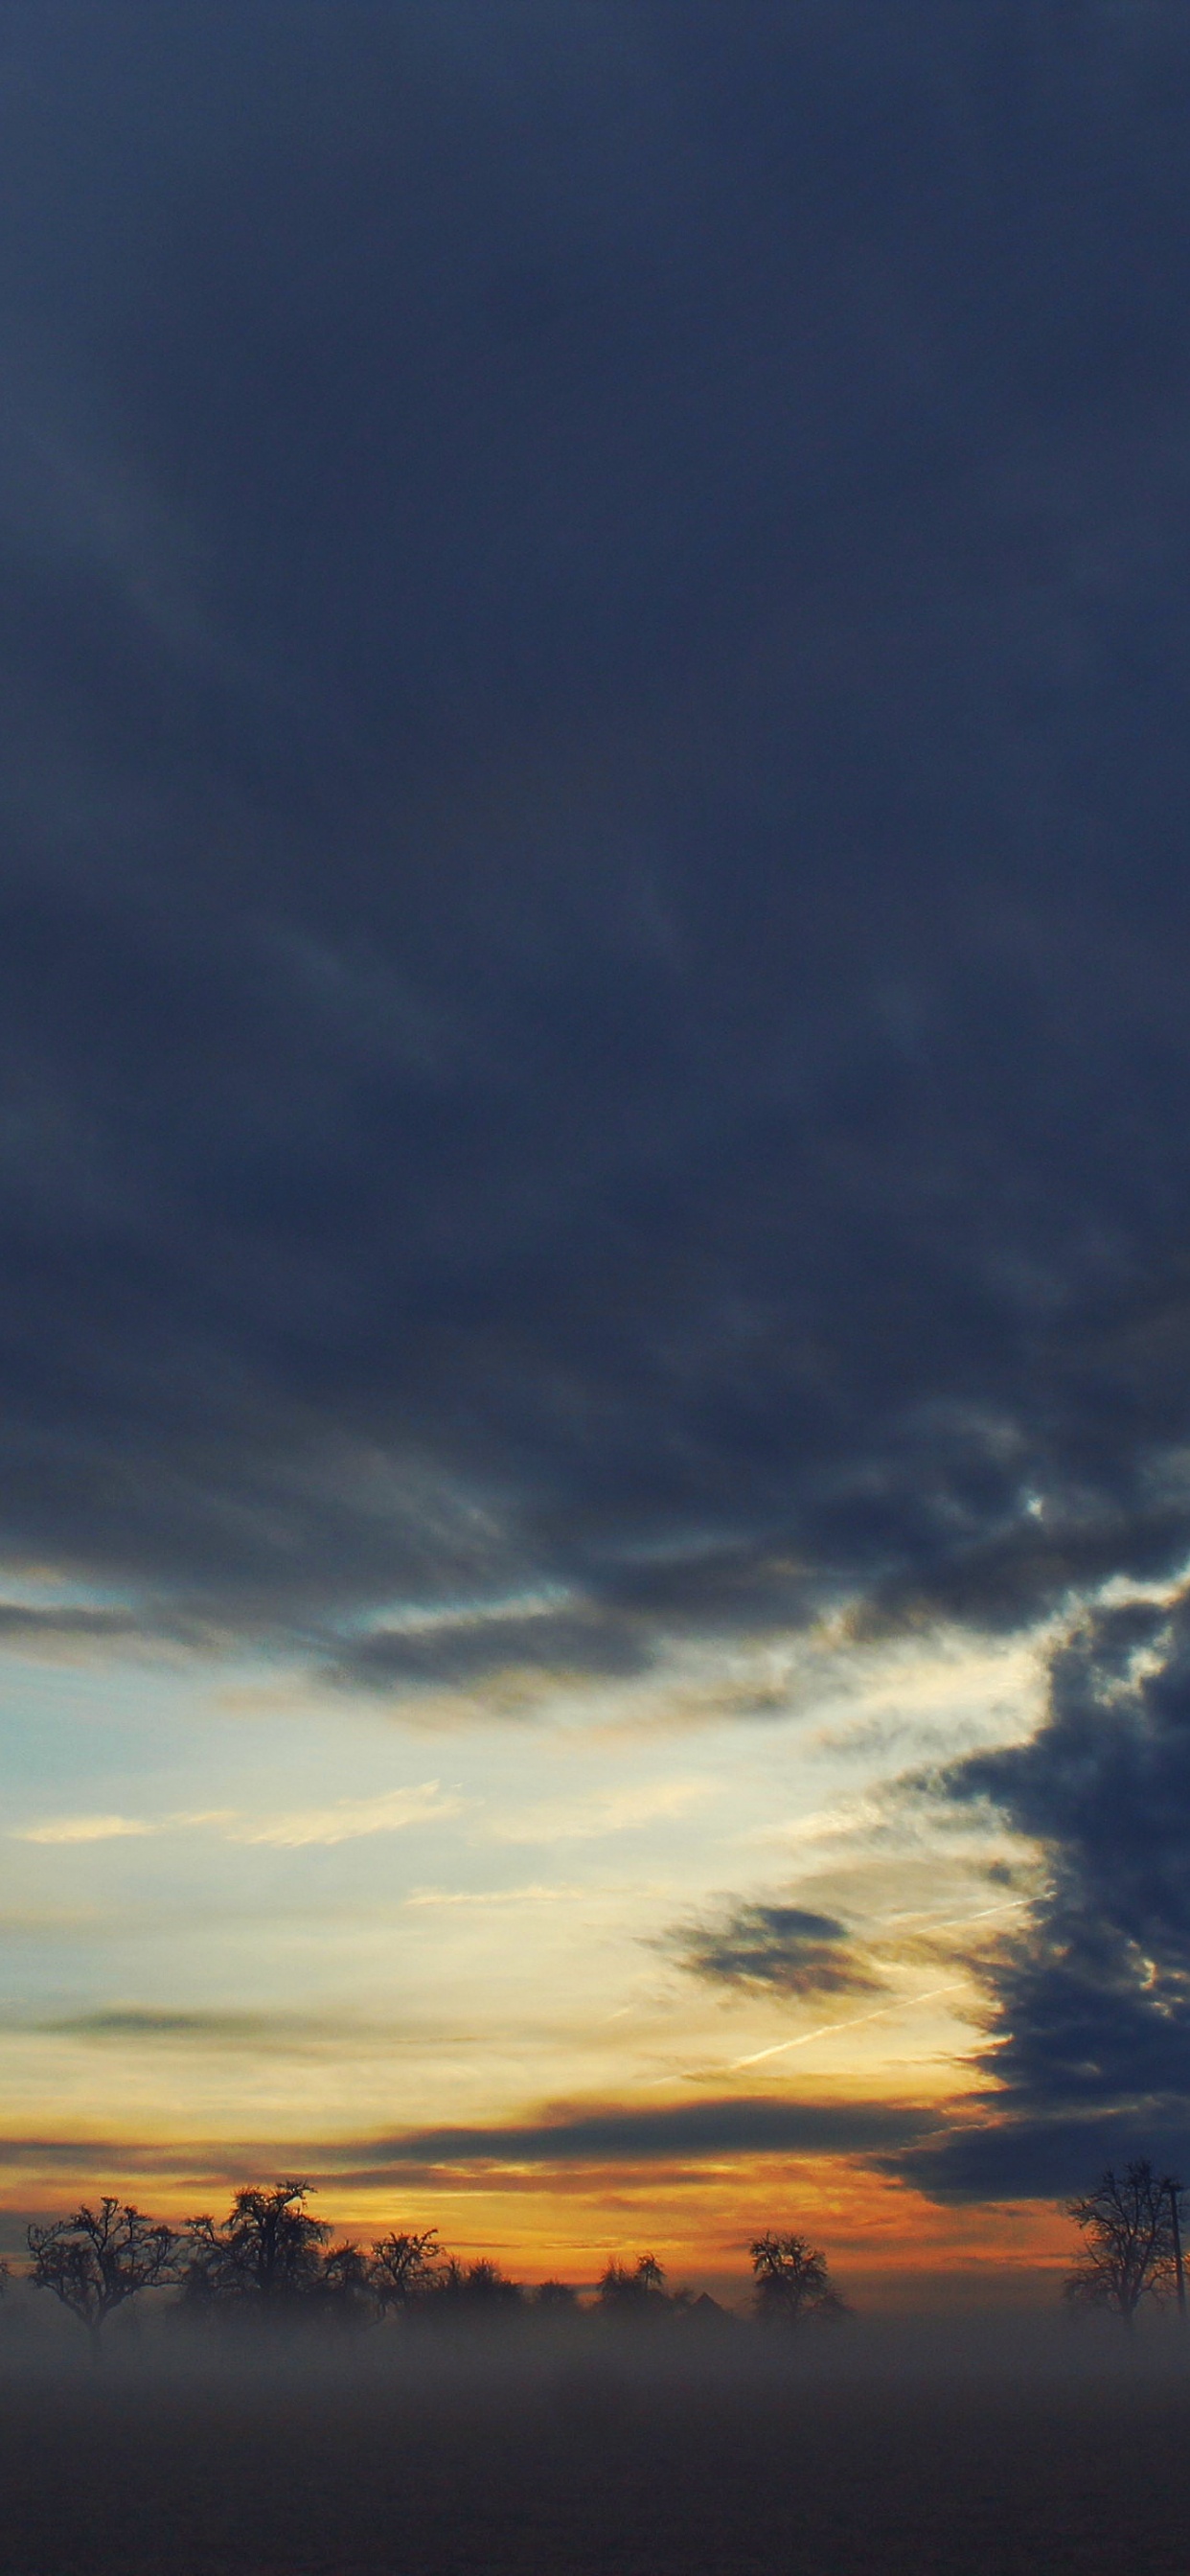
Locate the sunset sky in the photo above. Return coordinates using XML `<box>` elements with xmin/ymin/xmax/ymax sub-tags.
<box><xmin>4</xmin><ymin>1</ymin><xmax>1190</xmax><ymax>2303</ymax></box>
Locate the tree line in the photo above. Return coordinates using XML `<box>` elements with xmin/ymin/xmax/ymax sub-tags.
<box><xmin>12</xmin><ymin>2157</ymin><xmax>1185</xmax><ymax>2350</ymax></box>
<box><xmin>17</xmin><ymin>2183</ymin><xmax>847</xmax><ymax>2351</ymax></box>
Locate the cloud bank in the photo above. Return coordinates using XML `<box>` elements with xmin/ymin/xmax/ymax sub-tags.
<box><xmin>338</xmin><ymin>2094</ymin><xmax>929</xmax><ymax>2170</ymax></box>
<box><xmin>0</xmin><ymin>4</ymin><xmax>1188</xmax><ymax>1694</ymax></box>
<box><xmin>895</xmin><ymin>1591</ymin><xmax>1190</xmax><ymax>2198</ymax></box>
<box><xmin>8</xmin><ymin>4</ymin><xmax>1190</xmax><ymax>2221</ymax></box>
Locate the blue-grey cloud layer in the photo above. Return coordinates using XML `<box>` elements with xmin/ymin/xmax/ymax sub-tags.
<box><xmin>5</xmin><ymin>2</ymin><xmax>1190</xmax><ymax>1678</ymax></box>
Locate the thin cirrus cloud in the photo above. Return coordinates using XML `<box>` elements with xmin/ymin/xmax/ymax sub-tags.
<box><xmin>405</xmin><ymin>1884</ymin><xmax>591</xmax><ymax>1909</ymax></box>
<box><xmin>483</xmin><ymin>1779</ymin><xmax>717</xmax><ymax>1844</ymax></box>
<box><xmin>8</xmin><ymin>2006</ymin><xmax>466</xmax><ymax>2055</ymax></box>
<box><xmin>13</xmin><ymin>1785</ymin><xmax>458</xmax><ymax>1851</ymax></box>
<box><xmin>230</xmin><ymin>1784</ymin><xmax>462</xmax><ymax>1849</ymax></box>
<box><xmin>17</xmin><ymin>1813</ymin><xmax>158</xmax><ymax>1846</ymax></box>
<box><xmin>15</xmin><ymin>2008</ymin><xmax>338</xmax><ymax>2046</ymax></box>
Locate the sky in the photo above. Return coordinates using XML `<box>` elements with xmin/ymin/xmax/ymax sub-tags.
<box><xmin>4</xmin><ymin>0</ymin><xmax>1190</xmax><ymax>2301</ymax></box>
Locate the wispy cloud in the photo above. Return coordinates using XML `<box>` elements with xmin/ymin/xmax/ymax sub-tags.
<box><xmin>23</xmin><ymin>2007</ymin><xmax>334</xmax><ymax>2047</ymax></box>
<box><xmin>325</xmin><ymin>1598</ymin><xmax>651</xmax><ymax>1696</ymax></box>
<box><xmin>11</xmin><ymin>2005</ymin><xmax>458</xmax><ymax>2054</ymax></box>
<box><xmin>13</xmin><ymin>1784</ymin><xmax>459</xmax><ymax>1852</ymax></box>
<box><xmin>227</xmin><ymin>1783</ymin><xmax>461</xmax><ymax>1848</ymax></box>
<box><xmin>487</xmin><ymin>1779</ymin><xmax>716</xmax><ymax>1844</ymax></box>
<box><xmin>17</xmin><ymin>1813</ymin><xmax>155</xmax><ymax>1846</ymax></box>
<box><xmin>405</xmin><ymin>1883</ymin><xmax>584</xmax><ymax>1909</ymax></box>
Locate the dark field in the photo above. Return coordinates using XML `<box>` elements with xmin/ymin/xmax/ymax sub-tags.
<box><xmin>2</xmin><ymin>2329</ymin><xmax>1189</xmax><ymax>2576</ymax></box>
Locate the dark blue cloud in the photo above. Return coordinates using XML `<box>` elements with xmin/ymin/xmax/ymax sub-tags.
<box><xmin>334</xmin><ymin>2093</ymin><xmax>927</xmax><ymax>2167</ymax></box>
<box><xmin>894</xmin><ymin>1595</ymin><xmax>1190</xmax><ymax>2199</ymax></box>
<box><xmin>890</xmin><ymin>2110</ymin><xmax>1190</xmax><ymax>2207</ymax></box>
<box><xmin>0</xmin><ymin>2095</ymin><xmax>927</xmax><ymax>2188</ymax></box>
<box><xmin>2</xmin><ymin>5</ymin><xmax>1190</xmax><ymax>1675</ymax></box>
<box><xmin>663</xmin><ymin>1900</ymin><xmax>878</xmax><ymax>1999</ymax></box>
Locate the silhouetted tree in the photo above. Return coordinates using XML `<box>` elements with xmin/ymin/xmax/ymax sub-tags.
<box><xmin>596</xmin><ymin>2253</ymin><xmax>669</xmax><ymax>2316</ymax></box>
<box><xmin>27</xmin><ymin>2200</ymin><xmax>180</xmax><ymax>2351</ymax></box>
<box><xmin>182</xmin><ymin>2179</ymin><xmax>329</xmax><ymax>2314</ymax></box>
<box><xmin>428</xmin><ymin>2256</ymin><xmax>523</xmax><ymax>2316</ymax></box>
<box><xmin>316</xmin><ymin>2240</ymin><xmax>376</xmax><ymax>2328</ymax></box>
<box><xmin>533</xmin><ymin>2278</ymin><xmax>579</xmax><ymax>2312</ymax></box>
<box><xmin>750</xmin><ymin>2232</ymin><xmax>848</xmax><ymax>2324</ymax></box>
<box><xmin>1064</xmin><ymin>2160</ymin><xmax>1179</xmax><ymax>2329</ymax></box>
<box><xmin>368</xmin><ymin>2226</ymin><xmax>442</xmax><ymax>2312</ymax></box>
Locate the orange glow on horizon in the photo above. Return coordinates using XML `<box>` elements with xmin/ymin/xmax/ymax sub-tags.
<box><xmin>0</xmin><ymin>2139</ymin><xmax>1073</xmax><ymax>2309</ymax></box>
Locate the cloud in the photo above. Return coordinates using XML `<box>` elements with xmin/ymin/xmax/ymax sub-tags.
<box><xmin>228</xmin><ymin>1782</ymin><xmax>460</xmax><ymax>1849</ymax></box>
<box><xmin>890</xmin><ymin>2109</ymin><xmax>1190</xmax><ymax>2206</ymax></box>
<box><xmin>0</xmin><ymin>1</ymin><xmax>1189</xmax><ymax>1703</ymax></box>
<box><xmin>16</xmin><ymin>1814</ymin><xmax>154</xmax><ymax>1846</ymax></box>
<box><xmin>0</xmin><ymin>1603</ymin><xmax>142</xmax><ymax>1642</ymax></box>
<box><xmin>0</xmin><ymin>2091</ymin><xmax>928</xmax><ymax>2193</ymax></box>
<box><xmin>334</xmin><ymin>2094</ymin><xmax>930</xmax><ymax>2168</ymax></box>
<box><xmin>488</xmin><ymin>1779</ymin><xmax>715</xmax><ymax>1844</ymax></box>
<box><xmin>14</xmin><ymin>19</ymin><xmax>1190</xmax><ymax>2248</ymax></box>
<box><xmin>874</xmin><ymin>1588</ymin><xmax>1190</xmax><ymax>2200</ymax></box>
<box><xmin>22</xmin><ymin>2008</ymin><xmax>332</xmax><ymax>2047</ymax></box>
<box><xmin>947</xmin><ymin>1594</ymin><xmax>1190</xmax><ymax>2101</ymax></box>
<box><xmin>13</xmin><ymin>1785</ymin><xmax>459</xmax><ymax>1850</ymax></box>
<box><xmin>405</xmin><ymin>1883</ymin><xmax>602</xmax><ymax>1908</ymax></box>
<box><xmin>0</xmin><ymin>2136</ymin><xmax>175</xmax><ymax>2170</ymax></box>
<box><xmin>0</xmin><ymin>1597</ymin><xmax>240</xmax><ymax>1663</ymax></box>
<box><xmin>12</xmin><ymin>2006</ymin><xmax>456</xmax><ymax>2053</ymax></box>
<box><xmin>663</xmin><ymin>1898</ymin><xmax>879</xmax><ymax>1999</ymax></box>
<box><xmin>326</xmin><ymin>1602</ymin><xmax>652</xmax><ymax>1695</ymax></box>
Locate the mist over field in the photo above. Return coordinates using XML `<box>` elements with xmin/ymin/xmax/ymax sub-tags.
<box><xmin>2</xmin><ymin>2301</ymin><xmax>1189</xmax><ymax>2576</ymax></box>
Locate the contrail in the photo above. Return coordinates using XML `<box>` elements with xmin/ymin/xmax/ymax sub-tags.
<box><xmin>878</xmin><ymin>1898</ymin><xmax>1028</xmax><ymax>1935</ymax></box>
<box><xmin>730</xmin><ymin>1980</ymin><xmax>970</xmax><ymax>2069</ymax></box>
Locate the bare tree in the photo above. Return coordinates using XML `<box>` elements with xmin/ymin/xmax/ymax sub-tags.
<box><xmin>750</xmin><ymin>2232</ymin><xmax>848</xmax><ymax>2324</ymax></box>
<box><xmin>27</xmin><ymin>2200</ymin><xmax>180</xmax><ymax>2352</ymax></box>
<box><xmin>182</xmin><ymin>2179</ymin><xmax>329</xmax><ymax>2313</ymax></box>
<box><xmin>1064</xmin><ymin>2160</ymin><xmax>1179</xmax><ymax>2329</ymax></box>
<box><xmin>368</xmin><ymin>2226</ymin><xmax>442</xmax><ymax>2312</ymax></box>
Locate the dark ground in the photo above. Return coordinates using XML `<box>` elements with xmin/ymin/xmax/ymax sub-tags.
<box><xmin>2</xmin><ymin>2328</ymin><xmax>1189</xmax><ymax>2576</ymax></box>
